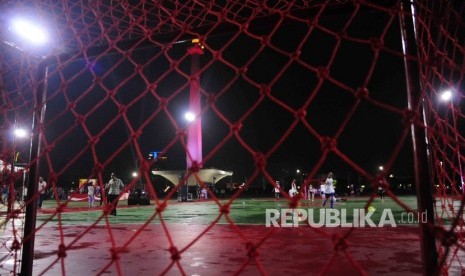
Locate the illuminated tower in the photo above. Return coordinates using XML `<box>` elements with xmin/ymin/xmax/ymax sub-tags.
<box><xmin>186</xmin><ymin>39</ymin><xmax>204</xmax><ymax>169</ymax></box>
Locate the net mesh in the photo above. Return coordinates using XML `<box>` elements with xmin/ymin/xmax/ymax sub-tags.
<box><xmin>0</xmin><ymin>0</ymin><xmax>464</xmax><ymax>275</ymax></box>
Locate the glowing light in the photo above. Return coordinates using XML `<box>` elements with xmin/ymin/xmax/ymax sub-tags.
<box><xmin>10</xmin><ymin>18</ymin><xmax>48</xmax><ymax>45</ymax></box>
<box><xmin>185</xmin><ymin>112</ymin><xmax>195</xmax><ymax>122</ymax></box>
<box><xmin>440</xmin><ymin>89</ymin><xmax>453</xmax><ymax>102</ymax></box>
<box><xmin>14</xmin><ymin>128</ymin><xmax>28</xmax><ymax>138</ymax></box>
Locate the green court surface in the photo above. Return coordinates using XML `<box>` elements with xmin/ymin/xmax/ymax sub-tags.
<box><xmin>37</xmin><ymin>196</ymin><xmax>422</xmax><ymax>226</ymax></box>
<box><xmin>28</xmin><ymin>196</ymin><xmax>463</xmax><ymax>275</ymax></box>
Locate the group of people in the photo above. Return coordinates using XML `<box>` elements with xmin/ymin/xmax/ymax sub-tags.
<box><xmin>273</xmin><ymin>172</ymin><xmax>389</xmax><ymax>208</ymax></box>
<box><xmin>37</xmin><ymin>173</ymin><xmax>126</xmax><ymax>216</ymax></box>
<box><xmin>85</xmin><ymin>173</ymin><xmax>125</xmax><ymax>215</ymax></box>
<box><xmin>273</xmin><ymin>172</ymin><xmax>337</xmax><ymax>208</ymax></box>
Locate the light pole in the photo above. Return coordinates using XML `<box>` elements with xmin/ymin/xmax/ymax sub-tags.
<box><xmin>8</xmin><ymin>124</ymin><xmax>28</xmax><ymax>213</ymax></box>
<box><xmin>440</xmin><ymin>89</ymin><xmax>464</xmax><ymax>194</ymax></box>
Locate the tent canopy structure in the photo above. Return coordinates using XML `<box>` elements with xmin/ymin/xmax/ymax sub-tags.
<box><xmin>151</xmin><ymin>168</ymin><xmax>233</xmax><ymax>187</ymax></box>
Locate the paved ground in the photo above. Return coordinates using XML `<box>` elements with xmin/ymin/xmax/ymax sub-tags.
<box><xmin>31</xmin><ymin>223</ymin><xmax>423</xmax><ymax>275</ymax></box>
<box><xmin>1</xmin><ymin>197</ymin><xmax>463</xmax><ymax>275</ymax></box>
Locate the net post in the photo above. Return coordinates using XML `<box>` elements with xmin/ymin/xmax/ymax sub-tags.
<box><xmin>399</xmin><ymin>1</ymin><xmax>438</xmax><ymax>274</ymax></box>
<box><xmin>20</xmin><ymin>63</ymin><xmax>48</xmax><ymax>276</ymax></box>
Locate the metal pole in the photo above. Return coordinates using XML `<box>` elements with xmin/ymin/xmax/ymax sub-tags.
<box><xmin>399</xmin><ymin>1</ymin><xmax>438</xmax><ymax>275</ymax></box>
<box><xmin>7</xmin><ymin>118</ymin><xmax>18</xmax><ymax>215</ymax></box>
<box><xmin>20</xmin><ymin>63</ymin><xmax>48</xmax><ymax>276</ymax></box>
<box><xmin>450</xmin><ymin>104</ymin><xmax>464</xmax><ymax>193</ymax></box>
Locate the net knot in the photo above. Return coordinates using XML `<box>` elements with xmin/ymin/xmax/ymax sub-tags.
<box><xmin>93</xmin><ymin>163</ymin><xmax>104</xmax><ymax>174</ymax></box>
<box><xmin>157</xmin><ymin>202</ymin><xmax>167</xmax><ymax>213</ymax></box>
<box><xmin>118</xmin><ymin>104</ymin><xmax>127</xmax><ymax>114</ymax></box>
<box><xmin>58</xmin><ymin>243</ymin><xmax>67</xmax><ymax>258</ymax></box>
<box><xmin>260</xmin><ymin>35</ymin><xmax>270</xmax><ymax>45</ymax></box>
<box><xmin>103</xmin><ymin>205</ymin><xmax>112</xmax><ymax>215</ymax></box>
<box><xmin>189</xmin><ymin>161</ymin><xmax>201</xmax><ymax>173</ymax></box>
<box><xmin>220</xmin><ymin>204</ymin><xmax>230</xmax><ymax>215</ymax></box>
<box><xmin>238</xmin><ymin>66</ymin><xmax>247</xmax><ymax>75</ymax></box>
<box><xmin>139</xmin><ymin>159</ymin><xmax>150</xmax><ymax>172</ymax></box>
<box><xmin>88</xmin><ymin>136</ymin><xmax>100</xmax><ymax>145</ymax></box>
<box><xmin>288</xmin><ymin>195</ymin><xmax>301</xmax><ymax>209</ymax></box>
<box><xmin>332</xmin><ymin>234</ymin><xmax>348</xmax><ymax>251</ymax></box>
<box><xmin>131</xmin><ymin>130</ymin><xmax>142</xmax><ymax>139</ymax></box>
<box><xmin>245</xmin><ymin>242</ymin><xmax>258</xmax><ymax>259</ymax></box>
<box><xmin>436</xmin><ymin>226</ymin><xmax>458</xmax><ymax>247</ymax></box>
<box><xmin>231</xmin><ymin>122</ymin><xmax>243</xmax><ymax>133</ymax></box>
<box><xmin>207</xmin><ymin>93</ymin><xmax>216</xmax><ymax>105</ymax></box>
<box><xmin>253</xmin><ymin>152</ymin><xmax>267</xmax><ymax>169</ymax></box>
<box><xmin>67</xmin><ymin>101</ymin><xmax>76</xmax><ymax>110</ymax></box>
<box><xmin>56</xmin><ymin>203</ymin><xmax>68</xmax><ymax>213</ymax></box>
<box><xmin>110</xmin><ymin>248</ymin><xmax>120</xmax><ymax>261</ymax></box>
<box><xmin>370</xmin><ymin>38</ymin><xmax>384</xmax><ymax>50</ymax></box>
<box><xmin>13</xmin><ymin>209</ymin><xmax>21</xmax><ymax>219</ymax></box>
<box><xmin>159</xmin><ymin>97</ymin><xmax>168</xmax><ymax>108</ymax></box>
<box><xmin>320</xmin><ymin>136</ymin><xmax>337</xmax><ymax>152</ymax></box>
<box><xmin>177</xmin><ymin>129</ymin><xmax>187</xmax><ymax>139</ymax></box>
<box><xmin>76</xmin><ymin>114</ymin><xmax>84</xmax><ymax>124</ymax></box>
<box><xmin>307</xmin><ymin>18</ymin><xmax>318</xmax><ymax>27</ymax></box>
<box><xmin>317</xmin><ymin>67</ymin><xmax>329</xmax><ymax>79</ymax></box>
<box><xmin>355</xmin><ymin>87</ymin><xmax>369</xmax><ymax>99</ymax></box>
<box><xmin>402</xmin><ymin>109</ymin><xmax>419</xmax><ymax>126</ymax></box>
<box><xmin>260</xmin><ymin>84</ymin><xmax>271</xmax><ymax>96</ymax></box>
<box><xmin>49</xmin><ymin>173</ymin><xmax>58</xmax><ymax>185</ymax></box>
<box><xmin>11</xmin><ymin>239</ymin><xmax>20</xmax><ymax>251</ymax></box>
<box><xmin>295</xmin><ymin>109</ymin><xmax>307</xmax><ymax>120</ymax></box>
<box><xmin>169</xmin><ymin>246</ymin><xmax>181</xmax><ymax>261</ymax></box>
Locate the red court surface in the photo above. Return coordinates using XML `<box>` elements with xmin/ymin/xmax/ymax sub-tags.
<box><xmin>32</xmin><ymin>224</ymin><xmax>424</xmax><ymax>275</ymax></box>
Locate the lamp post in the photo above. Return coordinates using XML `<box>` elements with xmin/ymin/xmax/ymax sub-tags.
<box><xmin>8</xmin><ymin>124</ymin><xmax>28</xmax><ymax>213</ymax></box>
<box><xmin>440</xmin><ymin>89</ymin><xmax>464</xmax><ymax>194</ymax></box>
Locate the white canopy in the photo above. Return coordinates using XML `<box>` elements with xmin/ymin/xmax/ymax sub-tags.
<box><xmin>151</xmin><ymin>168</ymin><xmax>233</xmax><ymax>186</ymax></box>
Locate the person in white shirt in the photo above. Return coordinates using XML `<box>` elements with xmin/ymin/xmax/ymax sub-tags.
<box><xmin>308</xmin><ymin>184</ymin><xmax>315</xmax><ymax>202</ymax></box>
<box><xmin>105</xmin><ymin>173</ymin><xmax>125</xmax><ymax>216</ymax></box>
<box><xmin>289</xmin><ymin>179</ymin><xmax>298</xmax><ymax>197</ymax></box>
<box><xmin>87</xmin><ymin>180</ymin><xmax>95</xmax><ymax>208</ymax></box>
<box><xmin>274</xmin><ymin>181</ymin><xmax>281</xmax><ymax>199</ymax></box>
<box><xmin>37</xmin><ymin>177</ymin><xmax>47</xmax><ymax>209</ymax></box>
<box><xmin>322</xmin><ymin>172</ymin><xmax>335</xmax><ymax>208</ymax></box>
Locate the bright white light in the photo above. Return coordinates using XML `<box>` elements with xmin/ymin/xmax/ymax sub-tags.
<box><xmin>10</xmin><ymin>18</ymin><xmax>48</xmax><ymax>45</ymax></box>
<box><xmin>440</xmin><ymin>90</ymin><xmax>453</xmax><ymax>102</ymax></box>
<box><xmin>379</xmin><ymin>166</ymin><xmax>384</xmax><ymax>171</ymax></box>
<box><xmin>184</xmin><ymin>112</ymin><xmax>195</xmax><ymax>122</ymax></box>
<box><xmin>14</xmin><ymin>128</ymin><xmax>27</xmax><ymax>138</ymax></box>
<box><xmin>132</xmin><ymin>172</ymin><xmax>138</xmax><ymax>177</ymax></box>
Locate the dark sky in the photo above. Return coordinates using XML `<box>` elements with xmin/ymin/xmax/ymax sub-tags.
<box><xmin>40</xmin><ymin>4</ymin><xmax>414</xmax><ymax>187</ymax></box>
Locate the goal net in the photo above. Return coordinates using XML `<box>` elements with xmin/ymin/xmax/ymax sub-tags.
<box><xmin>0</xmin><ymin>0</ymin><xmax>463</xmax><ymax>275</ymax></box>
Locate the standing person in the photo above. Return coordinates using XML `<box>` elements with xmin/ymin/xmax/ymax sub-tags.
<box><xmin>322</xmin><ymin>172</ymin><xmax>335</xmax><ymax>209</ymax></box>
<box><xmin>87</xmin><ymin>180</ymin><xmax>95</xmax><ymax>208</ymax></box>
<box><xmin>1</xmin><ymin>184</ymin><xmax>8</xmax><ymax>204</ymax></box>
<box><xmin>308</xmin><ymin>184</ymin><xmax>315</xmax><ymax>202</ymax></box>
<box><xmin>105</xmin><ymin>173</ymin><xmax>125</xmax><ymax>216</ymax></box>
<box><xmin>289</xmin><ymin>179</ymin><xmax>297</xmax><ymax>197</ymax></box>
<box><xmin>37</xmin><ymin>177</ymin><xmax>47</xmax><ymax>209</ymax></box>
<box><xmin>378</xmin><ymin>185</ymin><xmax>386</xmax><ymax>203</ymax></box>
<box><xmin>274</xmin><ymin>181</ymin><xmax>281</xmax><ymax>200</ymax></box>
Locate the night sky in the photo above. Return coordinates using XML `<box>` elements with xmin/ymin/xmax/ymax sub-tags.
<box><xmin>38</xmin><ymin>3</ymin><xmax>414</xmax><ymax>190</ymax></box>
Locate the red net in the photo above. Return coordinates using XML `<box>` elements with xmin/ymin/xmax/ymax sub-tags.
<box><xmin>0</xmin><ymin>0</ymin><xmax>464</xmax><ymax>275</ymax></box>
